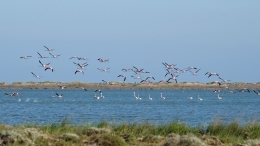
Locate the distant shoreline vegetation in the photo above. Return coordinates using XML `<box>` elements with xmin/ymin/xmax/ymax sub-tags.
<box><xmin>0</xmin><ymin>81</ymin><xmax>259</xmax><ymax>90</ymax></box>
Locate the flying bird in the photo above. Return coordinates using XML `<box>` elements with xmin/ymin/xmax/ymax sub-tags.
<box><xmin>211</xmin><ymin>81</ymin><xmax>222</xmax><ymax>86</ymax></box>
<box><xmin>97</xmin><ymin>58</ymin><xmax>109</xmax><ymax>62</ymax></box>
<box><xmin>205</xmin><ymin>72</ymin><xmax>219</xmax><ymax>78</ymax></box>
<box><xmin>81</xmin><ymin>87</ymin><xmax>88</xmax><ymax>91</ymax></box>
<box><xmin>44</xmin><ymin>46</ymin><xmax>55</xmax><ymax>51</ymax></box>
<box><xmin>95</xmin><ymin>89</ymin><xmax>102</xmax><ymax>93</ymax></box>
<box><xmin>167</xmin><ymin>75</ymin><xmax>179</xmax><ymax>83</ymax></box>
<box><xmin>97</xmin><ymin>68</ymin><xmax>110</xmax><ymax>73</ymax></box>
<box><xmin>44</xmin><ymin>65</ymin><xmax>54</xmax><ymax>72</ymax></box>
<box><xmin>102</xmin><ymin>80</ymin><xmax>113</xmax><ymax>85</ymax></box>
<box><xmin>39</xmin><ymin>60</ymin><xmax>51</xmax><ymax>67</ymax></box>
<box><xmin>218</xmin><ymin>77</ymin><xmax>231</xmax><ymax>83</ymax></box>
<box><xmin>69</xmin><ymin>56</ymin><xmax>78</xmax><ymax>59</ymax></box>
<box><xmin>37</xmin><ymin>52</ymin><xmax>49</xmax><ymax>58</ymax></box>
<box><xmin>31</xmin><ymin>72</ymin><xmax>42</xmax><ymax>79</ymax></box>
<box><xmin>75</xmin><ymin>70</ymin><xmax>84</xmax><ymax>74</ymax></box>
<box><xmin>49</xmin><ymin>53</ymin><xmax>61</xmax><ymax>58</ymax></box>
<box><xmin>5</xmin><ymin>92</ymin><xmax>19</xmax><ymax>97</ymax></box>
<box><xmin>190</xmin><ymin>68</ymin><xmax>201</xmax><ymax>76</ymax></box>
<box><xmin>20</xmin><ymin>56</ymin><xmax>32</xmax><ymax>59</ymax></box>
<box><xmin>59</xmin><ymin>86</ymin><xmax>67</xmax><ymax>90</ymax></box>
<box><xmin>118</xmin><ymin>74</ymin><xmax>126</xmax><ymax>81</ymax></box>
<box><xmin>55</xmin><ymin>93</ymin><xmax>63</xmax><ymax>99</ymax></box>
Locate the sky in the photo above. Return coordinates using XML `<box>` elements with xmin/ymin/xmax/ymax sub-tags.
<box><xmin>0</xmin><ymin>1</ymin><xmax>260</xmax><ymax>84</ymax></box>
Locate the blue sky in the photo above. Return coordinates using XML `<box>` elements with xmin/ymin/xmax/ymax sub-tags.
<box><xmin>1</xmin><ymin>1</ymin><xmax>259</xmax><ymax>84</ymax></box>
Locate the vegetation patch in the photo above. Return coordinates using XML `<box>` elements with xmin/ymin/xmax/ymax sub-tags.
<box><xmin>0</xmin><ymin>120</ymin><xmax>260</xmax><ymax>145</ymax></box>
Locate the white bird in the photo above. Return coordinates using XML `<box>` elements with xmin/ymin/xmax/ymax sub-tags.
<box><xmin>140</xmin><ymin>79</ymin><xmax>151</xmax><ymax>83</ymax></box>
<box><xmin>80</xmin><ymin>87</ymin><xmax>87</xmax><ymax>91</ymax></box>
<box><xmin>190</xmin><ymin>68</ymin><xmax>201</xmax><ymax>76</ymax></box>
<box><xmin>133</xmin><ymin>92</ymin><xmax>139</xmax><ymax>100</ymax></box>
<box><xmin>218</xmin><ymin>77</ymin><xmax>231</xmax><ymax>83</ymax></box>
<box><xmin>237</xmin><ymin>88</ymin><xmax>250</xmax><ymax>93</ymax></box>
<box><xmin>205</xmin><ymin>72</ymin><xmax>219</xmax><ymax>78</ymax></box>
<box><xmin>45</xmin><ymin>65</ymin><xmax>54</xmax><ymax>72</ymax></box>
<box><xmin>160</xmin><ymin>93</ymin><xmax>166</xmax><ymax>100</ymax></box>
<box><xmin>188</xmin><ymin>97</ymin><xmax>193</xmax><ymax>100</ymax></box>
<box><xmin>118</xmin><ymin>74</ymin><xmax>126</xmax><ymax>81</ymax></box>
<box><xmin>137</xmin><ymin>94</ymin><xmax>142</xmax><ymax>100</ymax></box>
<box><xmin>198</xmin><ymin>94</ymin><xmax>203</xmax><ymax>101</ymax></box>
<box><xmin>37</xmin><ymin>52</ymin><xmax>49</xmax><ymax>58</ymax></box>
<box><xmin>213</xmin><ymin>89</ymin><xmax>221</xmax><ymax>93</ymax></box>
<box><xmin>97</xmin><ymin>68</ymin><xmax>110</xmax><ymax>73</ymax></box>
<box><xmin>55</xmin><ymin>93</ymin><xmax>63</xmax><ymax>99</ymax></box>
<box><xmin>167</xmin><ymin>74</ymin><xmax>178</xmax><ymax>83</ymax></box>
<box><xmin>97</xmin><ymin>58</ymin><xmax>109</xmax><ymax>62</ymax></box>
<box><xmin>59</xmin><ymin>86</ymin><xmax>67</xmax><ymax>90</ymax></box>
<box><xmin>75</xmin><ymin>70</ymin><xmax>84</xmax><ymax>74</ymax></box>
<box><xmin>5</xmin><ymin>92</ymin><xmax>19</xmax><ymax>97</ymax></box>
<box><xmin>49</xmin><ymin>52</ymin><xmax>61</xmax><ymax>58</ymax></box>
<box><xmin>158</xmin><ymin>80</ymin><xmax>167</xmax><ymax>83</ymax></box>
<box><xmin>146</xmin><ymin>76</ymin><xmax>155</xmax><ymax>80</ymax></box>
<box><xmin>187</xmin><ymin>66</ymin><xmax>198</xmax><ymax>70</ymax></box>
<box><xmin>100</xmin><ymin>92</ymin><xmax>105</xmax><ymax>99</ymax></box>
<box><xmin>162</xmin><ymin>62</ymin><xmax>176</xmax><ymax>69</ymax></box>
<box><xmin>73</xmin><ymin>62</ymin><xmax>88</xmax><ymax>69</ymax></box>
<box><xmin>44</xmin><ymin>46</ymin><xmax>55</xmax><ymax>51</ymax></box>
<box><xmin>39</xmin><ymin>60</ymin><xmax>51</xmax><ymax>67</ymax></box>
<box><xmin>148</xmin><ymin>94</ymin><xmax>152</xmax><ymax>100</ymax></box>
<box><xmin>94</xmin><ymin>94</ymin><xmax>100</xmax><ymax>100</ymax></box>
<box><xmin>95</xmin><ymin>89</ymin><xmax>102</xmax><ymax>93</ymax></box>
<box><xmin>165</xmin><ymin>69</ymin><xmax>175</xmax><ymax>77</ymax></box>
<box><xmin>132</xmin><ymin>66</ymin><xmax>150</xmax><ymax>74</ymax></box>
<box><xmin>69</xmin><ymin>56</ymin><xmax>78</xmax><ymax>59</ymax></box>
<box><xmin>131</xmin><ymin>75</ymin><xmax>143</xmax><ymax>80</ymax></box>
<box><xmin>211</xmin><ymin>81</ymin><xmax>222</xmax><ymax>86</ymax></box>
<box><xmin>31</xmin><ymin>72</ymin><xmax>42</xmax><ymax>79</ymax></box>
<box><xmin>20</xmin><ymin>56</ymin><xmax>32</xmax><ymax>59</ymax></box>
<box><xmin>122</xmin><ymin>68</ymin><xmax>132</xmax><ymax>72</ymax></box>
<box><xmin>77</xmin><ymin>57</ymin><xmax>89</xmax><ymax>60</ymax></box>
<box><xmin>217</xmin><ymin>94</ymin><xmax>222</xmax><ymax>99</ymax></box>
<box><xmin>102</xmin><ymin>80</ymin><xmax>113</xmax><ymax>85</ymax></box>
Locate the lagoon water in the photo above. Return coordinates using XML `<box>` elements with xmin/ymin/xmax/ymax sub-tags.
<box><xmin>0</xmin><ymin>89</ymin><xmax>259</xmax><ymax>126</ymax></box>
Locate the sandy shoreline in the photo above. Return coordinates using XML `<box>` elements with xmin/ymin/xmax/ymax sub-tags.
<box><xmin>0</xmin><ymin>82</ymin><xmax>259</xmax><ymax>90</ymax></box>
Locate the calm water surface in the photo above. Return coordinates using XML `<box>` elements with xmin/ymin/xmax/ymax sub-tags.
<box><xmin>0</xmin><ymin>89</ymin><xmax>259</xmax><ymax>126</ymax></box>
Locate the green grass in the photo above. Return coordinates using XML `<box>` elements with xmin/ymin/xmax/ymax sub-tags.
<box><xmin>1</xmin><ymin>119</ymin><xmax>260</xmax><ymax>145</ymax></box>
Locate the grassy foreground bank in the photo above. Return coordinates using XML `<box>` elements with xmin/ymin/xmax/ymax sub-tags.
<box><xmin>1</xmin><ymin>120</ymin><xmax>260</xmax><ymax>146</ymax></box>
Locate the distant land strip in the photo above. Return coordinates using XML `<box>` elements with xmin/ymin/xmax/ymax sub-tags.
<box><xmin>0</xmin><ymin>81</ymin><xmax>259</xmax><ymax>90</ymax></box>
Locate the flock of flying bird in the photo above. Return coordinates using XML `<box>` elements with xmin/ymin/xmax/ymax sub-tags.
<box><xmin>6</xmin><ymin>46</ymin><xmax>259</xmax><ymax>100</ymax></box>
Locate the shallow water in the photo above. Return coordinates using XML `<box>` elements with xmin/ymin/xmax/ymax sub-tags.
<box><xmin>0</xmin><ymin>89</ymin><xmax>259</xmax><ymax>126</ymax></box>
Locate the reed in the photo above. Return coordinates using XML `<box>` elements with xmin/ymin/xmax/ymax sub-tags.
<box><xmin>1</xmin><ymin>119</ymin><xmax>260</xmax><ymax>145</ymax></box>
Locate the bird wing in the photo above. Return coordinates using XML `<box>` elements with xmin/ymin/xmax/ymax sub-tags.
<box><xmin>195</xmin><ymin>68</ymin><xmax>201</xmax><ymax>73</ymax></box>
<box><xmin>37</xmin><ymin>52</ymin><xmax>42</xmax><ymax>57</ymax></box>
<box><xmin>39</xmin><ymin>60</ymin><xmax>43</xmax><ymax>66</ymax></box>
<box><xmin>49</xmin><ymin>52</ymin><xmax>54</xmax><ymax>57</ymax></box>
<box><xmin>44</xmin><ymin>46</ymin><xmax>50</xmax><ymax>50</ymax></box>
